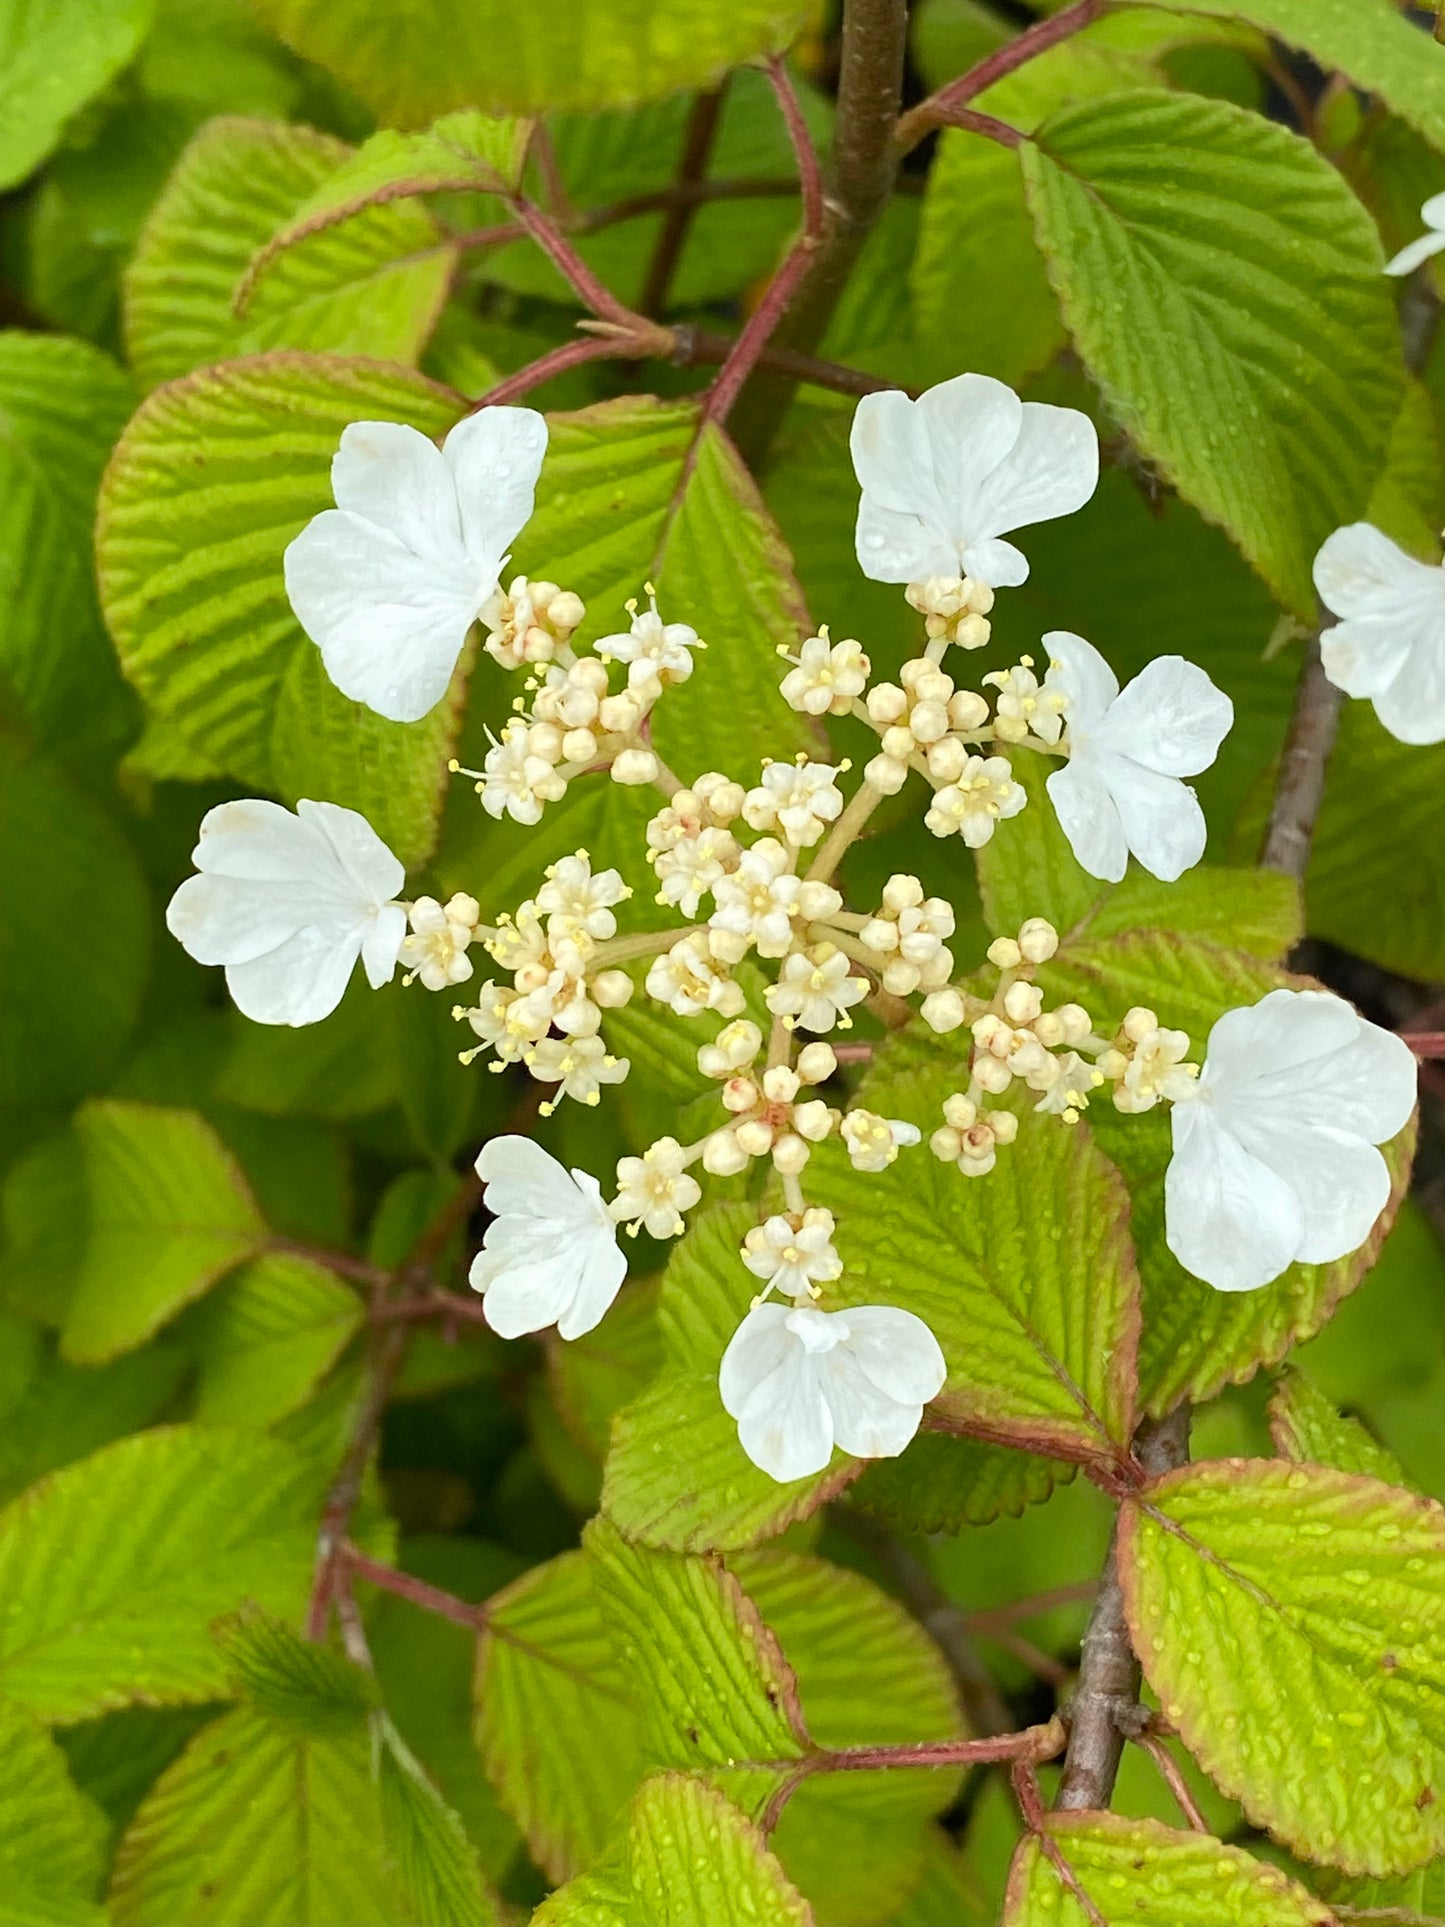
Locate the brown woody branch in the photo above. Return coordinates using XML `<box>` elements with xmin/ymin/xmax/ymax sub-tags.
<box><xmin>1259</xmin><ymin>633</ymin><xmax>1342</xmax><ymax>881</ymax></box>
<box><xmin>641</xmin><ymin>86</ymin><xmax>727</xmax><ymax>317</ymax></box>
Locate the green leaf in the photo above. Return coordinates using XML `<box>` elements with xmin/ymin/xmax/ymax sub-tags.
<box><xmin>1020</xmin><ymin>88</ymin><xmax>1402</xmax><ymax>613</ymax></box>
<box><xmin>376</xmin><ymin>1720</ymin><xmax>501</xmax><ymax>1927</ymax></box>
<box><xmin>474</xmin><ymin>1548</ymin><xmax>643</xmax><ymax>1881</ymax></box>
<box><xmin>192</xmin><ymin>1252</ymin><xmax>363</xmax><ymax>1428</ymax></box>
<box><xmin>96</xmin><ymin>352</ymin><xmax>467</xmax><ymax>869</ymax></box>
<box><xmin>849</xmin><ymin>1433</ymin><xmax>1069</xmax><ymax>1534</ymax></box>
<box><xmin>1268</xmin><ymin>1366</ymin><xmax>1411</xmax><ymax>1487</ymax></box>
<box><xmin>243</xmin><ymin>0</ymin><xmax>812</xmax><ymax>126</ymax></box>
<box><xmin>63</xmin><ymin>1101</ymin><xmax>267</xmax><ymax>1367</ymax></box>
<box><xmin>0</xmin><ymin>743</ymin><xmax>150</xmax><ymax>1115</ymax></box>
<box><xmin>0</xmin><ymin>1698</ymin><xmax>108</xmax><ymax>1914</ymax></box>
<box><xmin>0</xmin><ymin>332</ymin><xmax>136</xmax><ymax>753</ymax></box>
<box><xmin>1004</xmin><ymin>1812</ymin><xmax>1332</xmax><ymax>1924</ymax></box>
<box><xmin>806</xmin><ymin>1054</ymin><xmax>1141</xmax><ymax>1465</ymax></box>
<box><xmin>0</xmin><ymin>1424</ymin><xmax>323</xmax><ymax>1720</ymax></box>
<box><xmin>0</xmin><ymin>1130</ymin><xmax>85</xmax><ymax>1325</ymax></box>
<box><xmin>1367</xmin><ymin>377</ymin><xmax>1445</xmax><ymax>564</ymax></box>
<box><xmin>213</xmin><ymin>1607</ymin><xmax>378</xmax><ymax>1735</ymax></box>
<box><xmin>108</xmin><ymin>1704</ymin><xmax>405</xmax><ymax>1925</ymax></box>
<box><xmin>547</xmin><ymin>1280</ymin><xmax>664</xmax><ymax>1465</ymax></box>
<box><xmin>0</xmin><ymin>1339</ymin><xmax>189</xmax><ymax>1507</ymax></box>
<box><xmin>1112</xmin><ymin>0</ymin><xmax>1445</xmax><ymax>154</ymax></box>
<box><xmin>0</xmin><ymin>0</ymin><xmax>153</xmax><ymax>190</ymax></box>
<box><xmin>125</xmin><ymin>118</ymin><xmax>454</xmax><ymax>390</ymax></box>
<box><xmin>1121</xmin><ymin>1459</ymin><xmax>1445</xmax><ymax>1875</ymax></box>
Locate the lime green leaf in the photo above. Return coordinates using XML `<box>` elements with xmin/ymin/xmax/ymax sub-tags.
<box><xmin>192</xmin><ymin>1252</ymin><xmax>362</xmax><ymax>1428</ymax></box>
<box><xmin>0</xmin><ymin>332</ymin><xmax>136</xmax><ymax>752</ymax></box>
<box><xmin>0</xmin><ymin>744</ymin><xmax>150</xmax><ymax>1115</ymax></box>
<box><xmin>125</xmin><ymin>118</ymin><xmax>453</xmax><ymax>392</ymax></box>
<box><xmin>0</xmin><ymin>1698</ymin><xmax>108</xmax><ymax>1913</ymax></box>
<box><xmin>1004</xmin><ymin>1812</ymin><xmax>1332</xmax><ymax>1924</ymax></box>
<box><xmin>0</xmin><ymin>0</ymin><xmax>153</xmax><ymax>190</ymax></box>
<box><xmin>1122</xmin><ymin>1460</ymin><xmax>1445</xmax><ymax>1874</ymax></box>
<box><xmin>1268</xmin><ymin>1365</ymin><xmax>1411</xmax><ymax>1487</ymax></box>
<box><xmin>1312</xmin><ymin>1858</ymin><xmax>1445</xmax><ymax>1925</ymax></box>
<box><xmin>0</xmin><ymin>1425</ymin><xmax>323</xmax><ymax>1720</ymax></box>
<box><xmin>1112</xmin><ymin>0</ymin><xmax>1445</xmax><ymax>154</ymax></box>
<box><xmin>213</xmin><ymin>1607</ymin><xmax>377</xmax><ymax>1735</ymax></box>
<box><xmin>376</xmin><ymin>1720</ymin><xmax>501</xmax><ymax>1927</ymax></box>
<box><xmin>1020</xmin><ymin>88</ymin><xmax>1402</xmax><ymax>613</ymax></box>
<box><xmin>806</xmin><ymin>1058</ymin><xmax>1141</xmax><ymax>1465</ymax></box>
<box><xmin>628</xmin><ymin>1774</ymin><xmax>811</xmax><ymax>1926</ymax></box>
<box><xmin>108</xmin><ymin>1704</ymin><xmax>404</xmax><ymax>1925</ymax></box>
<box><xmin>215</xmin><ymin>978</ymin><xmax>397</xmax><ymax>1120</ymax></box>
<box><xmin>63</xmin><ymin>1101</ymin><xmax>267</xmax><ymax>1367</ymax></box>
<box><xmin>0</xmin><ymin>1130</ymin><xmax>85</xmax><ymax>1326</ymax></box>
<box><xmin>547</xmin><ymin>1281</ymin><xmax>663</xmax><ymax>1465</ymax></box>
<box><xmin>1367</xmin><ymin>377</ymin><xmax>1445</xmax><ymax>563</ymax></box>
<box><xmin>0</xmin><ymin>1340</ymin><xmax>189</xmax><ymax>1507</ymax></box>
<box><xmin>475</xmin><ymin>1549</ymin><xmax>643</xmax><ymax>1881</ymax></box>
<box><xmin>243</xmin><ymin>0</ymin><xmax>812</xmax><ymax>126</ymax></box>
<box><xmin>96</xmin><ymin>353</ymin><xmax>467</xmax><ymax>868</ymax></box>
<box><xmin>849</xmin><ymin>1433</ymin><xmax>1068</xmax><ymax>1534</ymax></box>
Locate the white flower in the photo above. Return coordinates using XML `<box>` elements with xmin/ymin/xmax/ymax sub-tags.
<box><xmin>536</xmin><ymin>853</ymin><xmax>629</xmax><ymax>942</ymax></box>
<box><xmin>766</xmin><ymin>945</ymin><xmax>869</xmax><ymax>1033</ymax></box>
<box><xmin>1313</xmin><ymin>523</ymin><xmax>1445</xmax><ymax>746</ymax></box>
<box><xmin>924</xmin><ymin>754</ymin><xmax>1026</xmax><ymax>846</ymax></box>
<box><xmin>284</xmin><ymin>408</ymin><xmax>547</xmax><ymax>723</ymax></box>
<box><xmin>595</xmin><ymin>593</ymin><xmax>702</xmax><ymax>695</ymax></box>
<box><xmin>1165</xmin><ymin>989</ymin><xmax>1417</xmax><ymax>1295</ymax></box>
<box><xmin>527</xmin><ymin>1033</ymin><xmax>629</xmax><ymax>1108</ymax></box>
<box><xmin>708</xmin><ymin>839</ymin><xmax>803</xmax><ymax>960</ymax></box>
<box><xmin>470</xmin><ymin>1136</ymin><xmax>626</xmax><ymax>1340</ymax></box>
<box><xmin>479</xmin><ymin>720</ymin><xmax>567</xmax><ymax>824</ymax></box>
<box><xmin>741</xmin><ymin>1208</ymin><xmax>844</xmax><ymax>1299</ymax></box>
<box><xmin>610</xmin><ymin>1138</ymin><xmax>701</xmax><ymax>1239</ymax></box>
<box><xmin>646</xmin><ymin>934</ymin><xmax>745</xmax><ymax>1018</ymax></box>
<box><xmin>166</xmin><ymin>798</ymin><xmax>405</xmax><ymax>1027</ymax></box>
<box><xmin>841</xmin><ymin>1110</ymin><xmax>921</xmax><ymax>1172</ymax></box>
<box><xmin>720</xmin><ymin>1301</ymin><xmax>947</xmax><ymax>1483</ymax></box>
<box><xmin>1385</xmin><ymin>191</ymin><xmax>1445</xmax><ymax>277</ymax></box>
<box><xmin>1043</xmin><ymin>631</ymin><xmax>1232</xmax><ymax>883</ymax></box>
<box><xmin>400</xmin><ymin>893</ymin><xmax>478</xmax><ymax>992</ymax></box>
<box><xmin>781</xmin><ymin>632</ymin><xmax>871</xmax><ymax>716</ymax></box>
<box><xmin>850</xmin><ymin>373</ymin><xmax>1098</xmax><ymax>589</ymax></box>
<box><xmin>742</xmin><ymin>760</ymin><xmax>846</xmax><ymax>849</ymax></box>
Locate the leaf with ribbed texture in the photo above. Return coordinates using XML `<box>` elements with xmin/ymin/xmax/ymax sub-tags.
<box><xmin>0</xmin><ymin>0</ymin><xmax>153</xmax><ymax>189</ymax></box>
<box><xmin>1021</xmin><ymin>88</ymin><xmax>1401</xmax><ymax>613</ymax></box>
<box><xmin>0</xmin><ymin>333</ymin><xmax>136</xmax><ymax>751</ymax></box>
<box><xmin>0</xmin><ymin>1425</ymin><xmax>322</xmax><ymax>1721</ymax></box>
<box><xmin>238</xmin><ymin>109</ymin><xmax>527</xmax><ymax>312</ymax></box>
<box><xmin>849</xmin><ymin>1433</ymin><xmax>1068</xmax><ymax>1534</ymax></box>
<box><xmin>125</xmin><ymin>119</ymin><xmax>453</xmax><ymax>391</ymax></box>
<box><xmin>0</xmin><ymin>746</ymin><xmax>150</xmax><ymax>1115</ymax></box>
<box><xmin>1004</xmin><ymin>1813</ymin><xmax>1332</xmax><ymax>1924</ymax></box>
<box><xmin>1113</xmin><ymin>0</ymin><xmax>1445</xmax><ymax>153</ymax></box>
<box><xmin>63</xmin><ymin>1101</ymin><xmax>267</xmax><ymax>1367</ymax></box>
<box><xmin>213</xmin><ymin>1608</ymin><xmax>378</xmax><ymax>1736</ymax></box>
<box><xmin>1122</xmin><ymin>1460</ymin><xmax>1445</xmax><ymax>1875</ymax></box>
<box><xmin>0</xmin><ymin>1341</ymin><xmax>189</xmax><ymax>1507</ymax></box>
<box><xmin>474</xmin><ymin>1549</ymin><xmax>643</xmax><ymax>1882</ymax></box>
<box><xmin>192</xmin><ymin>1251</ymin><xmax>362</xmax><ymax>1427</ymax></box>
<box><xmin>806</xmin><ymin>1056</ymin><xmax>1141</xmax><ymax>1466</ymax></box>
<box><xmin>96</xmin><ymin>353</ymin><xmax>466</xmax><ymax>868</ymax></box>
<box><xmin>0</xmin><ymin>1698</ymin><xmax>108</xmax><ymax>1917</ymax></box>
<box><xmin>108</xmin><ymin>1705</ymin><xmax>404</xmax><ymax>1925</ymax></box>
<box><xmin>1268</xmin><ymin>1367</ymin><xmax>1411</xmax><ymax>1488</ymax></box>
<box><xmin>244</xmin><ymin>0</ymin><xmax>812</xmax><ymax>125</ymax></box>
<box><xmin>376</xmin><ymin>1721</ymin><xmax>500</xmax><ymax>1927</ymax></box>
<box><xmin>602</xmin><ymin>1205</ymin><xmax>861</xmax><ymax>1553</ymax></box>
<box><xmin>1095</xmin><ymin>1101</ymin><xmax>1414</xmax><ymax>1416</ymax></box>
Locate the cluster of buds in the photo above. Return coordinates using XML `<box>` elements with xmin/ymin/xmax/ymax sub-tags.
<box><xmin>646</xmin><ymin>774</ymin><xmax>745</xmax><ymax>916</ymax></box>
<box><xmin>983</xmin><ymin>655</ymin><xmax>1068</xmax><ymax>746</ymax></box>
<box><xmin>856</xmin><ymin>875</ymin><xmax>956</xmax><ymax>998</ymax></box>
<box><xmin>862</xmin><ymin>658</ymin><xmax>991</xmax><ymax>795</ymax></box>
<box><xmin>1099</xmin><ymin>1006</ymin><xmax>1201</xmax><ymax>1113</ymax></box>
<box><xmin>480</xmin><ymin>575</ymin><xmax>585</xmax><ymax>670</ymax></box>
<box><xmin>905</xmin><ymin>574</ymin><xmax>994</xmax><ymax>651</ymax></box>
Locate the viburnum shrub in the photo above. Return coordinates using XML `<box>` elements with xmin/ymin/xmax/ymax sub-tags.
<box><xmin>6</xmin><ymin>0</ymin><xmax>1445</xmax><ymax>1922</ymax></box>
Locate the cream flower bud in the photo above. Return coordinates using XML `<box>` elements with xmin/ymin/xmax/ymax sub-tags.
<box><xmin>925</xmin><ymin>738</ymin><xmax>968</xmax><ymax>784</ymax></box>
<box><xmin>793</xmin><ymin>1098</ymin><xmax>835</xmax><ymax>1141</ymax></box>
<box><xmin>702</xmin><ymin>1127</ymin><xmax>750</xmax><ymax>1176</ymax></box>
<box><xmin>882</xmin><ymin>874</ymin><xmax>924</xmax><ymax>914</ymax></box>
<box><xmin>796</xmin><ymin>1042</ymin><xmax>838</xmax><ymax>1084</ymax></box>
<box><xmin>865</xmin><ymin>752</ymin><xmax>909</xmax><ymax>795</ymax></box>
<box><xmin>562</xmin><ymin>727</ymin><xmax>598</xmax><ymax>763</ymax></box>
<box><xmin>1018</xmin><ymin>917</ymin><xmax>1058</xmax><ymax>964</ymax></box>
<box><xmin>942</xmin><ymin>1094</ymin><xmax>977</xmax><ymax>1130</ymax></box>
<box><xmin>1033</xmin><ymin>1011</ymin><xmax>1065</xmax><ymax>1048</ymax></box>
<box><xmin>987</xmin><ymin>937</ymin><xmax>1022</xmax><ymax>970</ymax></box>
<box><xmin>771</xmin><ymin>1132</ymin><xmax>811</xmax><ymax>1176</ymax></box>
<box><xmin>866</xmin><ymin>683</ymin><xmax>907</xmax><ymax>725</ymax></box>
<box><xmin>922</xmin><ymin>988</ymin><xmax>966</xmax><ymax>1033</ymax></box>
<box><xmin>612</xmin><ymin>747</ymin><xmax>659</xmax><ymax>786</ymax></box>
<box><xmin>1056</xmin><ymin>1003</ymin><xmax>1093</xmax><ymax>1046</ymax></box>
<box><xmin>973</xmin><ymin>1056</ymin><xmax>1013</xmax><ymax>1095</ymax></box>
<box><xmin>948</xmin><ymin>691</ymin><xmax>990</xmax><ymax>732</ymax></box>
<box><xmin>723</xmin><ymin>1076</ymin><xmax>761</xmax><ymax>1114</ymax></box>
<box><xmin>859</xmin><ymin>917</ymin><xmax>898</xmax><ymax>955</ymax></box>
<box><xmin>842</xmin><ymin>1109</ymin><xmax>921</xmax><ymax>1172</ymax></box>
<box><xmin>529</xmin><ymin>720</ymin><xmax>565</xmax><ymax>762</ymax></box>
<box><xmin>735</xmin><ymin>1117</ymin><xmax>775</xmax><ymax>1157</ymax></box>
<box><xmin>591</xmin><ymin>969</ymin><xmax>634</xmax><ymax>1009</ymax></box>
<box><xmin>796</xmin><ymin>880</ymin><xmax>844</xmax><ymax>922</ymax></box>
<box><xmin>699</xmin><ymin>1018</ymin><xmax>763</xmax><ymax>1079</ymax></box>
<box><xmin>1003</xmin><ymin>981</ymin><xmax>1044</xmax><ymax>1025</ymax></box>
<box><xmin>881</xmin><ymin>724</ymin><xmax>914</xmax><ymax>762</ymax></box>
<box><xmin>1123</xmin><ymin>1005</ymin><xmax>1159</xmax><ymax>1044</ymax></box>
<box><xmin>598</xmin><ymin>692</ymin><xmax>643</xmax><ymax>734</ymax></box>
<box><xmin>762</xmin><ymin>1064</ymin><xmax>802</xmax><ymax>1105</ymax></box>
<box><xmin>695</xmin><ymin>773</ymin><xmax>746</xmax><ymax>824</ymax></box>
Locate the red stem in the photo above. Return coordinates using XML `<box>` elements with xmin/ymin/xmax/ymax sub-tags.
<box><xmin>475</xmin><ymin>334</ymin><xmax>638</xmax><ymax>406</ymax></box>
<box><xmin>507</xmin><ymin>197</ymin><xmax>639</xmax><ymax>328</ymax></box>
<box><xmin>895</xmin><ymin>0</ymin><xmax>1105</xmax><ymax>150</ymax></box>
<box><xmin>767</xmin><ymin>57</ymin><xmax>826</xmax><ymax>237</ymax></box>
<box><xmin>343</xmin><ymin>1543</ymin><xmax>484</xmax><ymax>1630</ymax></box>
<box><xmin>1131</xmin><ymin>1732</ymin><xmax>1210</xmax><ymax>1833</ymax></box>
<box><xmin>1402</xmin><ymin>1031</ymin><xmax>1445</xmax><ymax>1057</ymax></box>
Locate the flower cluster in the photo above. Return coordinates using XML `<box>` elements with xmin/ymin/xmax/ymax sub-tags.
<box><xmin>167</xmin><ymin>370</ymin><xmax>1419</xmax><ymax>1485</ymax></box>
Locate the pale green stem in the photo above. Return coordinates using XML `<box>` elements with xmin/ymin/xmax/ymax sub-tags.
<box><xmin>805</xmin><ymin>780</ymin><xmax>885</xmax><ymax>884</ymax></box>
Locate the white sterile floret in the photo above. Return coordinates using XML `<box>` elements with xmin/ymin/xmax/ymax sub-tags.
<box><xmin>850</xmin><ymin>372</ymin><xmax>1098</xmax><ymax>590</ymax></box>
<box><xmin>1164</xmin><ymin>988</ymin><xmax>1417</xmax><ymax>1295</ymax></box>
<box><xmin>528</xmin><ymin>1034</ymin><xmax>629</xmax><ymax>1109</ymax></box>
<box><xmin>924</xmin><ymin>754</ymin><xmax>1026</xmax><ymax>846</ymax></box>
<box><xmin>1384</xmin><ymin>191</ymin><xmax>1445</xmax><ymax>276</ymax></box>
<box><xmin>610</xmin><ymin>1137</ymin><xmax>701</xmax><ymax>1239</ymax></box>
<box><xmin>742</xmin><ymin>760</ymin><xmax>846</xmax><ymax>848</ymax></box>
<box><xmin>595</xmin><ymin>590</ymin><xmax>702</xmax><ymax>695</ymax></box>
<box><xmin>842</xmin><ymin>1109</ymin><xmax>921</xmax><ymax>1172</ymax></box>
<box><xmin>167</xmin><ymin>798</ymin><xmax>406</xmax><ymax>1027</ymax></box>
<box><xmin>469</xmin><ymin>1135</ymin><xmax>626</xmax><ymax>1340</ymax></box>
<box><xmin>1312</xmin><ymin>522</ymin><xmax>1445</xmax><ymax>746</ymax></box>
<box><xmin>720</xmin><ymin>1299</ymin><xmax>947</xmax><ymax>1483</ymax></box>
<box><xmin>741</xmin><ymin>1208</ymin><xmax>844</xmax><ymax>1300</ymax></box>
<box><xmin>284</xmin><ymin>408</ymin><xmax>547</xmax><ymax>723</ymax></box>
<box><xmin>646</xmin><ymin>933</ymin><xmax>745</xmax><ymax>1018</ymax></box>
<box><xmin>480</xmin><ymin>576</ymin><xmax>585</xmax><ymax>670</ymax></box>
<box><xmin>1033</xmin><ymin>1052</ymin><xmax>1098</xmax><ymax>1123</ymax></box>
<box><xmin>536</xmin><ymin>852</ymin><xmax>629</xmax><ymax>942</ymax></box>
<box><xmin>401</xmin><ymin>893</ymin><xmax>480</xmax><ymax>991</ymax></box>
<box><xmin>1042</xmin><ymin>631</ymin><xmax>1232</xmax><ymax>882</ymax></box>
<box><xmin>477</xmin><ymin>719</ymin><xmax>567</xmax><ymax>824</ymax></box>
<box><xmin>766</xmin><ymin>945</ymin><xmax>870</xmax><ymax>1033</ymax></box>
<box><xmin>781</xmin><ymin>629</ymin><xmax>871</xmax><ymax>715</ymax></box>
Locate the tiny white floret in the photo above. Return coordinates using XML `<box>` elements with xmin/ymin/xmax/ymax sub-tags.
<box><xmin>1384</xmin><ymin>192</ymin><xmax>1445</xmax><ymax>278</ymax></box>
<box><xmin>470</xmin><ymin>1136</ymin><xmax>626</xmax><ymax>1340</ymax></box>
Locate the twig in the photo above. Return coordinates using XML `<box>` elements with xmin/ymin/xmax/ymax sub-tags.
<box><xmin>641</xmin><ymin>85</ymin><xmax>726</xmax><ymax>316</ymax></box>
<box><xmin>506</xmin><ymin>196</ymin><xmax>640</xmax><ymax>328</ymax></box>
<box><xmin>475</xmin><ymin>332</ymin><xmax>647</xmax><ymax>406</ymax></box>
<box><xmin>306</xmin><ymin>1320</ymin><xmax>409</xmax><ymax>1640</ymax></box>
<box><xmin>1055</xmin><ymin>1406</ymin><xmax>1191</xmax><ymax>1811</ymax></box>
<box><xmin>1013</xmin><ymin>1767</ymin><xmax>1108</xmax><ymax>1927</ymax></box>
<box><xmin>529</xmin><ymin>124</ymin><xmax>571</xmax><ymax>220</ymax></box>
<box><xmin>373</xmin><ymin>1289</ymin><xmax>491</xmax><ymax>1325</ymax></box>
<box><xmin>968</xmin><ymin>1581</ymin><xmax>1097</xmax><ymax>1635</ymax></box>
<box><xmin>342</xmin><ymin>1543</ymin><xmax>484</xmax><ymax>1630</ymax></box>
<box><xmin>933</xmin><ymin>106</ymin><xmax>1025</xmax><ymax>148</ymax></box>
<box><xmin>448</xmin><ymin>178</ymin><xmax>803</xmax><ymax>254</ymax></box>
<box><xmin>267</xmin><ymin>1238</ymin><xmax>391</xmax><ymax>1291</ymax></box>
<box><xmin>766</xmin><ymin>56</ymin><xmax>825</xmax><ymax>238</ymax></box>
<box><xmin>1403</xmin><ymin>1032</ymin><xmax>1445</xmax><ymax>1058</ymax></box>
<box><xmin>1131</xmin><ymin>1732</ymin><xmax>1210</xmax><ymax>1832</ymax></box>
<box><xmin>1259</xmin><ymin>634</ymin><xmax>1342</xmax><ymax>881</ymax></box>
<box><xmin>895</xmin><ymin>0</ymin><xmax>1106</xmax><ymax>152</ymax></box>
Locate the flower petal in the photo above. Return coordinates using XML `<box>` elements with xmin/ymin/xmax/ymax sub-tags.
<box><xmin>734</xmin><ymin>1352</ymin><xmax>835</xmax><ymax>1482</ymax></box>
<box><xmin>443</xmin><ymin>406</ymin><xmax>548</xmax><ymax>568</ymax></box>
<box><xmin>1229</xmin><ymin>1117</ymin><xmax>1392</xmax><ymax>1268</ymax></box>
<box><xmin>840</xmin><ymin>1305</ymin><xmax>947</xmax><ymax>1405</ymax></box>
<box><xmin>1042</xmin><ymin>630</ymin><xmax>1119</xmax><ymax>726</ymax></box>
<box><xmin>1313</xmin><ymin>524</ymin><xmax>1445</xmax><ymax>713</ymax></box>
<box><xmin>166</xmin><ymin>872</ymin><xmax>340</xmax><ymax>967</ymax></box>
<box><xmin>718</xmin><ymin>1302</ymin><xmax>795</xmax><ymax>1417</ymax></box>
<box><xmin>297</xmin><ymin>798</ymin><xmax>405</xmax><ymax>902</ymax></box>
<box><xmin>1046</xmin><ymin>759</ymin><xmax>1128</xmax><ymax>882</ymax></box>
<box><xmin>476</xmin><ymin>1135</ymin><xmax>597</xmax><ymax>1224</ymax></box>
<box><xmin>361</xmin><ymin>903</ymin><xmax>408</xmax><ymax>988</ymax></box>
<box><xmin>818</xmin><ymin>1350</ymin><xmax>923</xmax><ymax>1462</ymax></box>
<box><xmin>1202</xmin><ymin>988</ymin><xmax>1360</xmax><ymax>1095</ymax></box>
<box><xmin>473</xmin><ymin>1245</ymin><xmax>582</xmax><ymax>1339</ymax></box>
<box><xmin>1371</xmin><ymin>642</ymin><xmax>1445</xmax><ymax>746</ymax></box>
<box><xmin>284</xmin><ymin>508</ymin><xmax>480</xmax><ymax>722</ymax></box>
<box><xmin>854</xmin><ymin>489</ymin><xmax>959</xmax><ymax>583</ymax></box>
<box><xmin>555</xmin><ymin>1236</ymin><xmax>630</xmax><ymax>1341</ymax></box>
<box><xmin>914</xmin><ymin>372</ymin><xmax>1026</xmax><ymax>530</ymax></box>
<box><xmin>966</xmin><ymin>397</ymin><xmax>1099</xmax><ymax>542</ymax></box>
<box><xmin>1099</xmin><ymin>657</ymin><xmax>1233</xmax><ymax>778</ymax></box>
<box><xmin>1096</xmin><ymin>753</ymin><xmax>1207</xmax><ymax>882</ymax></box>
<box><xmin>850</xmin><ymin>388</ymin><xmax>960</xmax><ymax>521</ymax></box>
<box><xmin>1384</xmin><ymin>229</ymin><xmax>1445</xmax><ymax>276</ymax></box>
<box><xmin>225</xmin><ymin>925</ymin><xmax>364</xmax><ymax>1027</ymax></box>
<box><xmin>189</xmin><ymin>797</ymin><xmax>330</xmax><ymax>880</ymax></box>
<box><xmin>1164</xmin><ymin>1099</ymin><xmax>1305</xmax><ymax>1293</ymax></box>
<box><xmin>1224</xmin><ymin>1002</ymin><xmax>1417</xmax><ymax>1147</ymax></box>
<box><xmin>959</xmin><ymin>536</ymin><xmax>1030</xmax><ymax>588</ymax></box>
<box><xmin>330</xmin><ymin>420</ymin><xmax>464</xmax><ymax>561</ymax></box>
